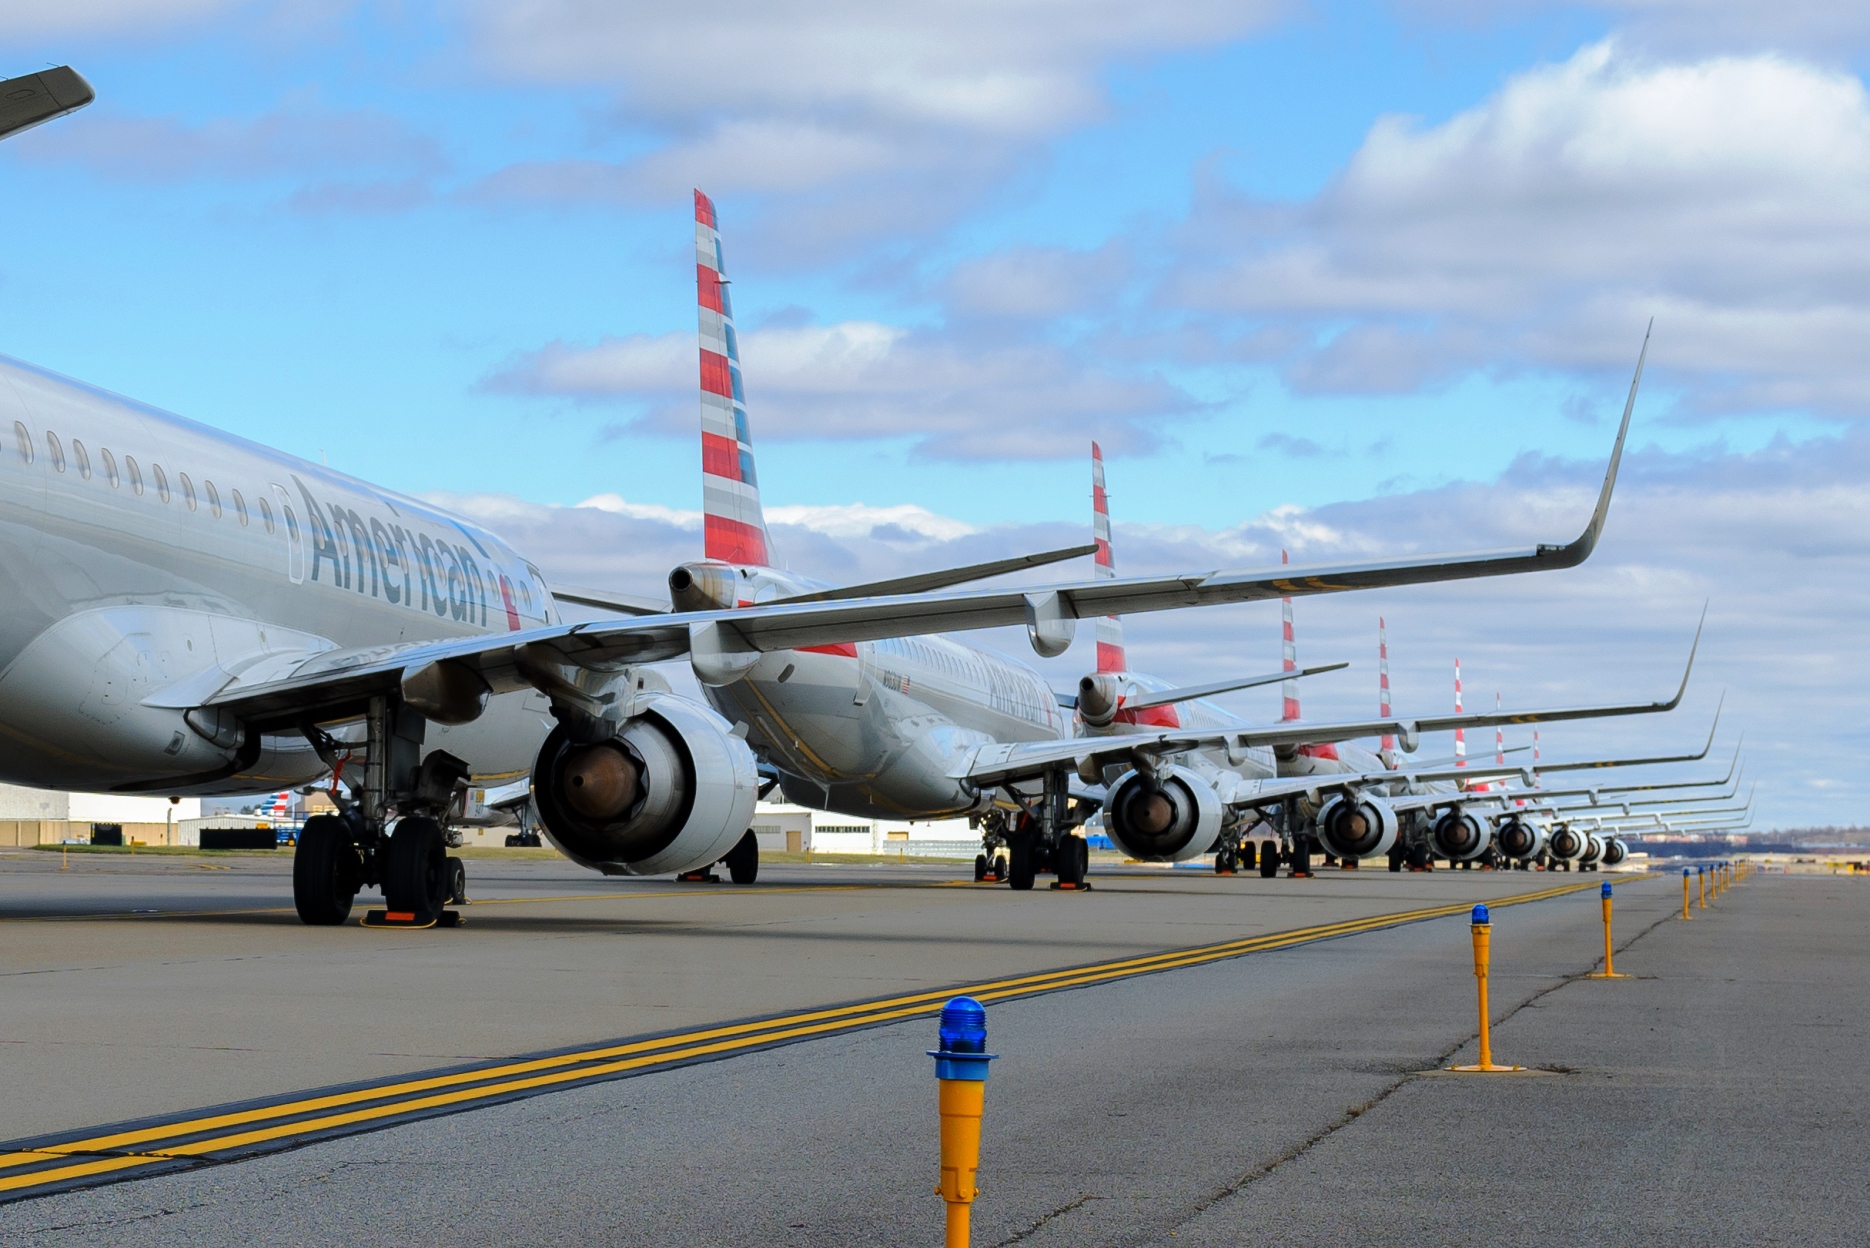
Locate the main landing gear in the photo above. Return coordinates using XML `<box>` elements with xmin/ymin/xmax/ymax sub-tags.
<box><xmin>977</xmin><ymin>767</ymin><xmax>1092</xmax><ymax>892</ymax></box>
<box><xmin>290</xmin><ymin>695</ymin><xmax>474</xmax><ymax>928</ymax></box>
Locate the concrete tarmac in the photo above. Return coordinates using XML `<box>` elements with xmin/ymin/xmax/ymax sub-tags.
<box><xmin>2</xmin><ymin>862</ymin><xmax>1851</xmax><ymax>1246</ymax></box>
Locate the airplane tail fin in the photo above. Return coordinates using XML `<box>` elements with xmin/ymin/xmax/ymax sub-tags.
<box><xmin>1280</xmin><ymin>551</ymin><xmax>1300</xmax><ymax>721</ymax></box>
<box><xmin>1091</xmin><ymin>441</ymin><xmax>1126</xmax><ymax>673</ymax></box>
<box><xmin>1453</xmin><ymin>658</ymin><xmax>1466</xmax><ymax>768</ymax></box>
<box><xmin>695</xmin><ymin>189</ymin><xmax>772</xmax><ymax>567</ymax></box>
<box><xmin>1378</xmin><ymin>617</ymin><xmax>1395</xmax><ymax>752</ymax></box>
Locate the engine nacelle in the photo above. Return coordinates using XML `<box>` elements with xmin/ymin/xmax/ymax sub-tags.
<box><xmin>531</xmin><ymin>696</ymin><xmax>757</xmax><ymax>876</ymax></box>
<box><xmin>1547</xmin><ymin>824</ymin><xmax>1588</xmax><ymax>863</ymax></box>
<box><xmin>1431</xmin><ymin>809</ymin><xmax>1493</xmax><ymax>861</ymax></box>
<box><xmin>1577</xmin><ymin>831</ymin><xmax>1606</xmax><ymax>866</ymax></box>
<box><xmin>1494</xmin><ymin>815</ymin><xmax>1548</xmax><ymax>861</ymax></box>
<box><xmin>1316</xmin><ymin>794</ymin><xmax>1398</xmax><ymax>860</ymax></box>
<box><xmin>1600</xmin><ymin>836</ymin><xmax>1629</xmax><ymax>868</ymax></box>
<box><xmin>1102</xmin><ymin>765</ymin><xmax>1223</xmax><ymax>862</ymax></box>
<box><xmin>1077</xmin><ymin>674</ymin><xmax>1122</xmax><ymax>728</ymax></box>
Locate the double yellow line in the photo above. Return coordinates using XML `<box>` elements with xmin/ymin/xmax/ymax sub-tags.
<box><xmin>0</xmin><ymin>875</ymin><xmax>1621</xmax><ymax>1204</ymax></box>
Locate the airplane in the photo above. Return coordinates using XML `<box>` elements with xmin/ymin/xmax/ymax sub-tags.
<box><xmin>0</xmin><ymin>95</ymin><xmax>1664</xmax><ymax>926</ymax></box>
<box><xmin>958</xmin><ymin>443</ymin><xmax>1708</xmax><ymax>886</ymax></box>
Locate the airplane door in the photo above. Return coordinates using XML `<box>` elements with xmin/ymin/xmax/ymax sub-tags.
<box><xmin>271</xmin><ymin>484</ymin><xmax>305</xmax><ymax>584</ymax></box>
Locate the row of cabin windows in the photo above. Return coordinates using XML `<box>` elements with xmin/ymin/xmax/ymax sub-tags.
<box><xmin>15</xmin><ymin>422</ymin><xmax>278</xmax><ymax>535</ymax></box>
<box><xmin>878</xmin><ymin>636</ymin><xmax>1050</xmax><ymax>721</ymax></box>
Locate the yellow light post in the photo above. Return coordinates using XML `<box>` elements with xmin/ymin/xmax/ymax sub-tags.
<box><xmin>1681</xmin><ymin>867</ymin><xmax>1692</xmax><ymax>920</ymax></box>
<box><xmin>1588</xmin><ymin>881</ymin><xmax>1630</xmax><ymax>979</ymax></box>
<box><xmin>1449</xmin><ymin>904</ymin><xmax>1523</xmax><ymax>1072</ymax></box>
<box><xmin>1698</xmin><ymin>866</ymin><xmax>1707</xmax><ymax>910</ymax></box>
<box><xmin>931</xmin><ymin>996</ymin><xmax>996</xmax><ymax>1248</ymax></box>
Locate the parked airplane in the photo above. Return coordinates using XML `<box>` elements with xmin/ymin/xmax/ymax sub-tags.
<box><xmin>0</xmin><ymin>94</ymin><xmax>1666</xmax><ymax>927</ymax></box>
<box><xmin>968</xmin><ymin>443</ymin><xmax>1708</xmax><ymax>884</ymax></box>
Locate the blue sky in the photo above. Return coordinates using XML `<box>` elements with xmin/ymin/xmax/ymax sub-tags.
<box><xmin>5</xmin><ymin>0</ymin><xmax>1870</xmax><ymax>825</ymax></box>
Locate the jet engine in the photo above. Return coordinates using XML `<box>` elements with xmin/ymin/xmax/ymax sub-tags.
<box><xmin>1315</xmin><ymin>794</ymin><xmax>1398</xmax><ymax>860</ymax></box>
<box><xmin>1102</xmin><ymin>765</ymin><xmax>1222</xmax><ymax>862</ymax></box>
<box><xmin>1431</xmin><ymin>809</ymin><xmax>1493</xmax><ymax>861</ymax></box>
<box><xmin>531</xmin><ymin>696</ymin><xmax>758</xmax><ymax>876</ymax></box>
<box><xmin>1076</xmin><ymin>674</ymin><xmax>1123</xmax><ymax>728</ymax></box>
<box><xmin>1546</xmin><ymin>824</ymin><xmax>1588</xmax><ymax>863</ymax></box>
<box><xmin>1576</xmin><ymin>831</ymin><xmax>1606</xmax><ymax>867</ymax></box>
<box><xmin>1600</xmin><ymin>835</ymin><xmax>1629</xmax><ymax>868</ymax></box>
<box><xmin>1494</xmin><ymin>815</ymin><xmax>1548</xmax><ymax>862</ymax></box>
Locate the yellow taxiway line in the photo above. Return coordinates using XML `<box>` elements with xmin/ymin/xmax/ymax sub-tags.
<box><xmin>0</xmin><ymin>874</ymin><xmax>1640</xmax><ymax>1202</ymax></box>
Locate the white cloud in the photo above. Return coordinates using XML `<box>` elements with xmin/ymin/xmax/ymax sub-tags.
<box><xmin>0</xmin><ymin>0</ymin><xmax>234</xmax><ymax>35</ymax></box>
<box><xmin>455</xmin><ymin>0</ymin><xmax>1287</xmax><ymax>242</ymax></box>
<box><xmin>1173</xmin><ymin>42</ymin><xmax>1870</xmax><ymax>413</ymax></box>
<box><xmin>763</xmin><ymin>502</ymin><xmax>977</xmax><ymax>542</ymax></box>
<box><xmin>485</xmin><ymin>319</ymin><xmax>1200</xmax><ymax>460</ymax></box>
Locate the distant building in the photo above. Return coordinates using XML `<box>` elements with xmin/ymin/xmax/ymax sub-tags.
<box><xmin>0</xmin><ymin>784</ymin><xmax>203</xmax><ymax>847</ymax></box>
<box><xmin>749</xmin><ymin>802</ymin><xmax>976</xmax><ymax>857</ymax></box>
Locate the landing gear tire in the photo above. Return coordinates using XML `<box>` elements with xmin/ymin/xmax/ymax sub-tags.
<box><xmin>1214</xmin><ymin>850</ymin><xmax>1234</xmax><ymax>875</ymax></box>
<box><xmin>1007</xmin><ymin>837</ymin><xmax>1036</xmax><ymax>891</ymax></box>
<box><xmin>974</xmin><ymin>853</ymin><xmax>989</xmax><ymax>882</ymax></box>
<box><xmin>723</xmin><ymin>829</ymin><xmax>760</xmax><ymax>884</ymax></box>
<box><xmin>1289</xmin><ymin>837</ymin><xmax>1313</xmax><ymax>878</ymax></box>
<box><xmin>1240</xmin><ymin>841</ymin><xmax>1257</xmax><ymax>872</ymax></box>
<box><xmin>1388</xmin><ymin>846</ymin><xmax>1405</xmax><ymax>873</ymax></box>
<box><xmin>292</xmin><ymin>814</ymin><xmax>360</xmax><ymax>926</ymax></box>
<box><xmin>384</xmin><ymin>816</ymin><xmax>448</xmax><ymax>917</ymax></box>
<box><xmin>445</xmin><ymin>855</ymin><xmax>467</xmax><ymax>906</ymax></box>
<box><xmin>1057</xmin><ymin>837</ymin><xmax>1088</xmax><ymax>886</ymax></box>
<box><xmin>1259</xmin><ymin>840</ymin><xmax>1280</xmax><ymax>878</ymax></box>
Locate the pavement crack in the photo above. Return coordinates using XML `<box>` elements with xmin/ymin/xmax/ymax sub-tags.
<box><xmin>989</xmin><ymin>1192</ymin><xmax>1098</xmax><ymax>1245</ymax></box>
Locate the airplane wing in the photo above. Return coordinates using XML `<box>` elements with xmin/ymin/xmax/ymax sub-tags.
<box><xmin>1120</xmin><ymin>662</ymin><xmax>1351</xmax><ymax>711</ymax></box>
<box><xmin>956</xmin><ymin>614</ymin><xmax>1698</xmax><ymax>790</ymax></box>
<box><xmin>0</xmin><ymin>67</ymin><xmax>93</xmax><ymax>142</ymax></box>
<box><xmin>199</xmin><ymin>332</ymin><xmax>1648</xmax><ymax>732</ymax></box>
<box><xmin>550</xmin><ymin>586</ymin><xmax>672</xmax><ymax>615</ymax></box>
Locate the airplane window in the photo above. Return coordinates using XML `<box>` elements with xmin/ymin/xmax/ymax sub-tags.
<box><xmin>205</xmin><ymin>480</ymin><xmax>221</xmax><ymax>519</ymax></box>
<box><xmin>178</xmin><ymin>473</ymin><xmax>197</xmax><ymax>511</ymax></box>
<box><xmin>125</xmin><ymin>456</ymin><xmax>143</xmax><ymax>495</ymax></box>
<box><xmin>152</xmin><ymin>463</ymin><xmax>170</xmax><ymax>503</ymax></box>
<box><xmin>282</xmin><ymin>504</ymin><xmax>299</xmax><ymax>544</ymax></box>
<box><xmin>258</xmin><ymin>495</ymin><xmax>274</xmax><ymax>534</ymax></box>
<box><xmin>12</xmin><ymin>422</ymin><xmax>30</xmax><ymax>466</ymax></box>
<box><xmin>71</xmin><ymin>440</ymin><xmax>90</xmax><ymax>480</ymax></box>
<box><xmin>231</xmin><ymin>488</ymin><xmax>248</xmax><ymax>526</ymax></box>
<box><xmin>99</xmin><ymin>447</ymin><xmax>118</xmax><ymax>488</ymax></box>
<box><xmin>45</xmin><ymin>432</ymin><xmax>64</xmax><ymax>473</ymax></box>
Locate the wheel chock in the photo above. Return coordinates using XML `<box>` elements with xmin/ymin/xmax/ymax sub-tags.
<box><xmin>361</xmin><ymin>909</ymin><xmax>462</xmax><ymax>929</ymax></box>
<box><xmin>676</xmin><ymin>870</ymin><xmax>721</xmax><ymax>883</ymax></box>
<box><xmin>1048</xmin><ymin>880</ymin><xmax>1092</xmax><ymax>891</ymax></box>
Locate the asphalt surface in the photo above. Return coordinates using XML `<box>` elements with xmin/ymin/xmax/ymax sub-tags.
<box><xmin>0</xmin><ymin>848</ymin><xmax>1572</xmax><ymax>1139</ymax></box>
<box><xmin>2</xmin><ymin>859</ymin><xmax>1850</xmax><ymax>1246</ymax></box>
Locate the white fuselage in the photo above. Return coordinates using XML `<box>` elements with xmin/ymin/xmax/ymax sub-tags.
<box><xmin>0</xmin><ymin>354</ymin><xmax>558</xmax><ymax>795</ymax></box>
<box><xmin>695</xmin><ymin>563</ymin><xmax>1068</xmax><ymax>819</ymax></box>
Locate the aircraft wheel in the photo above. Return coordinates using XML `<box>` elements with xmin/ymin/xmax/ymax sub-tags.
<box><xmin>292</xmin><ymin>815</ymin><xmax>360</xmax><ymax>926</ymax></box>
<box><xmin>723</xmin><ymin>829</ymin><xmax>760</xmax><ymax>884</ymax></box>
<box><xmin>1289</xmin><ymin>839</ymin><xmax>1312</xmax><ymax>877</ymax></box>
<box><xmin>1007</xmin><ymin>837</ymin><xmax>1036</xmax><ymax>891</ymax></box>
<box><xmin>1214</xmin><ymin>849</ymin><xmax>1233</xmax><ymax>875</ymax></box>
<box><xmin>973</xmin><ymin>853</ymin><xmax>989</xmax><ymax>882</ymax></box>
<box><xmin>445</xmin><ymin>855</ymin><xmax>468</xmax><ymax>905</ymax></box>
<box><xmin>1057</xmin><ymin>837</ymin><xmax>1087</xmax><ymax>886</ymax></box>
<box><xmin>1239</xmin><ymin>841</ymin><xmax>1257</xmax><ymax>872</ymax></box>
<box><xmin>1259</xmin><ymin>840</ymin><xmax>1280</xmax><ymax>878</ymax></box>
<box><xmin>384</xmin><ymin>816</ymin><xmax>448</xmax><ymax>916</ymax></box>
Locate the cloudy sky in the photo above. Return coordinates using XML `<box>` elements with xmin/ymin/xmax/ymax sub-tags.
<box><xmin>3</xmin><ymin>0</ymin><xmax>1865</xmax><ymax>826</ymax></box>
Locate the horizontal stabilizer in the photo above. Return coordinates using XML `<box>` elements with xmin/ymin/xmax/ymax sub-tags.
<box><xmin>771</xmin><ymin>544</ymin><xmax>1099</xmax><ymax>605</ymax></box>
<box><xmin>1122</xmin><ymin>662</ymin><xmax>1349</xmax><ymax>711</ymax></box>
<box><xmin>551</xmin><ymin>585</ymin><xmax>672</xmax><ymax>616</ymax></box>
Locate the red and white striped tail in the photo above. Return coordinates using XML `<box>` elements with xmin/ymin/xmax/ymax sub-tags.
<box><xmin>1494</xmin><ymin>693</ymin><xmax>1505</xmax><ymax>766</ymax></box>
<box><xmin>1280</xmin><ymin>551</ymin><xmax>1300</xmax><ymax>721</ymax></box>
<box><xmin>1091</xmin><ymin>442</ymin><xmax>1125</xmax><ymax>673</ymax></box>
<box><xmin>1453</xmin><ymin>658</ymin><xmax>1466</xmax><ymax>768</ymax></box>
<box><xmin>695</xmin><ymin>189</ymin><xmax>771</xmax><ymax>567</ymax></box>
<box><xmin>1378</xmin><ymin>617</ymin><xmax>1394</xmax><ymax>752</ymax></box>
